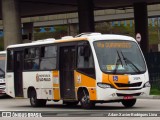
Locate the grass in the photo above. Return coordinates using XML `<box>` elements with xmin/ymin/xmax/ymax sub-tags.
<box><xmin>150</xmin><ymin>88</ymin><xmax>160</xmax><ymax>95</ymax></box>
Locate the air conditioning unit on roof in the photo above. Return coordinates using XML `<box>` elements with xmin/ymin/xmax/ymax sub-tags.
<box><xmin>61</xmin><ymin>36</ymin><xmax>74</xmax><ymax>39</ymax></box>
<box><xmin>32</xmin><ymin>38</ymin><xmax>55</xmax><ymax>43</ymax></box>
<box><xmin>75</xmin><ymin>32</ymin><xmax>101</xmax><ymax>37</ymax></box>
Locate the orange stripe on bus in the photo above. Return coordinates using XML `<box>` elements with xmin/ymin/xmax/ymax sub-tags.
<box><xmin>102</xmin><ymin>73</ymin><xmax>129</xmax><ymax>89</ymax></box>
<box><xmin>108</xmin><ymin>75</ymin><xmax>129</xmax><ymax>89</ymax></box>
<box><xmin>53</xmin><ymin>84</ymin><xmax>59</xmax><ymax>87</ymax></box>
<box><xmin>55</xmin><ymin>37</ymin><xmax>87</xmax><ymax>43</ymax></box>
<box><xmin>52</xmin><ymin>70</ymin><xmax>60</xmax><ymax>100</ymax></box>
<box><xmin>74</xmin><ymin>71</ymin><xmax>96</xmax><ymax>87</ymax></box>
<box><xmin>53</xmin><ymin>88</ymin><xmax>60</xmax><ymax>100</ymax></box>
<box><xmin>102</xmin><ymin>73</ymin><xmax>110</xmax><ymax>84</ymax></box>
<box><xmin>74</xmin><ymin>71</ymin><xmax>97</xmax><ymax>100</ymax></box>
<box><xmin>88</xmin><ymin>88</ymin><xmax>97</xmax><ymax>100</ymax></box>
<box><xmin>52</xmin><ymin>71</ymin><xmax>59</xmax><ymax>77</ymax></box>
<box><xmin>109</xmin><ymin>75</ymin><xmax>129</xmax><ymax>84</ymax></box>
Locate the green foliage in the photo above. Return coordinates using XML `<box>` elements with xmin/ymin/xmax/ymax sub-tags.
<box><xmin>95</xmin><ymin>22</ymin><xmax>160</xmax><ymax>46</ymax></box>
<box><xmin>34</xmin><ymin>25</ymin><xmax>68</xmax><ymax>40</ymax></box>
<box><xmin>148</xmin><ymin>25</ymin><xmax>160</xmax><ymax>44</ymax></box>
<box><xmin>95</xmin><ymin>22</ymin><xmax>112</xmax><ymax>34</ymax></box>
<box><xmin>95</xmin><ymin>22</ymin><xmax>135</xmax><ymax>38</ymax></box>
<box><xmin>34</xmin><ymin>31</ymin><xmax>67</xmax><ymax>40</ymax></box>
<box><xmin>54</xmin><ymin>26</ymin><xmax>68</xmax><ymax>32</ymax></box>
<box><xmin>0</xmin><ymin>37</ymin><xmax>4</xmax><ymax>50</ymax></box>
<box><xmin>150</xmin><ymin>79</ymin><xmax>160</xmax><ymax>95</ymax></box>
<box><xmin>1</xmin><ymin>22</ymin><xmax>160</xmax><ymax>49</ymax></box>
<box><xmin>150</xmin><ymin>88</ymin><xmax>160</xmax><ymax>95</ymax></box>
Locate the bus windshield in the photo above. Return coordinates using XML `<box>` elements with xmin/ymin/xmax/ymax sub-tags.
<box><xmin>94</xmin><ymin>40</ymin><xmax>146</xmax><ymax>74</ymax></box>
<box><xmin>0</xmin><ymin>55</ymin><xmax>5</xmax><ymax>76</ymax></box>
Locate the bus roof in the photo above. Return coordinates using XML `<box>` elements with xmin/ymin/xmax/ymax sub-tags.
<box><xmin>7</xmin><ymin>33</ymin><xmax>136</xmax><ymax>49</ymax></box>
<box><xmin>7</xmin><ymin>37</ymin><xmax>87</xmax><ymax>49</ymax></box>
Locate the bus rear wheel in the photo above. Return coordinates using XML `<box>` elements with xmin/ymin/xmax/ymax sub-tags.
<box><xmin>30</xmin><ymin>90</ymin><xmax>46</xmax><ymax>107</ymax></box>
<box><xmin>63</xmin><ymin>101</ymin><xmax>79</xmax><ymax>106</ymax></box>
<box><xmin>121</xmin><ymin>99</ymin><xmax>136</xmax><ymax>108</ymax></box>
<box><xmin>79</xmin><ymin>90</ymin><xmax>95</xmax><ymax>109</ymax></box>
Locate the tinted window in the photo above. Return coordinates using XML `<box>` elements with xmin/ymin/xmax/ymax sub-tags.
<box><xmin>77</xmin><ymin>42</ymin><xmax>95</xmax><ymax>78</ymax></box>
<box><xmin>94</xmin><ymin>40</ymin><xmax>146</xmax><ymax>74</ymax></box>
<box><xmin>24</xmin><ymin>48</ymin><xmax>40</xmax><ymax>70</ymax></box>
<box><xmin>7</xmin><ymin>50</ymin><xmax>13</xmax><ymax>71</ymax></box>
<box><xmin>40</xmin><ymin>46</ymin><xmax>57</xmax><ymax>70</ymax></box>
<box><xmin>77</xmin><ymin>46</ymin><xmax>94</xmax><ymax>68</ymax></box>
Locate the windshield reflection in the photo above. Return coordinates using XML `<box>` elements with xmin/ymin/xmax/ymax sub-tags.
<box><xmin>94</xmin><ymin>40</ymin><xmax>146</xmax><ymax>74</ymax></box>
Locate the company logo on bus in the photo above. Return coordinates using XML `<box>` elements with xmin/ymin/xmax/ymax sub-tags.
<box><xmin>36</xmin><ymin>73</ymin><xmax>51</xmax><ymax>82</ymax></box>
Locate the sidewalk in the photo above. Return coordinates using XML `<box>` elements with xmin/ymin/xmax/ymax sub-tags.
<box><xmin>143</xmin><ymin>95</ymin><xmax>160</xmax><ymax>99</ymax></box>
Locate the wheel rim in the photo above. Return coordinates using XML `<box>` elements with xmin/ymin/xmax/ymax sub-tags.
<box><xmin>31</xmin><ymin>97</ymin><xmax>35</xmax><ymax>105</ymax></box>
<box><xmin>81</xmin><ymin>95</ymin><xmax>90</xmax><ymax>107</ymax></box>
<box><xmin>30</xmin><ymin>93</ymin><xmax>36</xmax><ymax>106</ymax></box>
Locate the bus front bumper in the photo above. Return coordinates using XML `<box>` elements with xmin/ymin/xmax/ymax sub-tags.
<box><xmin>97</xmin><ymin>87</ymin><xmax>150</xmax><ymax>101</ymax></box>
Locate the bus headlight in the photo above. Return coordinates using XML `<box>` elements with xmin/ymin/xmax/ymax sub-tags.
<box><xmin>97</xmin><ymin>82</ymin><xmax>111</xmax><ymax>89</ymax></box>
<box><xmin>144</xmin><ymin>81</ymin><xmax>151</xmax><ymax>87</ymax></box>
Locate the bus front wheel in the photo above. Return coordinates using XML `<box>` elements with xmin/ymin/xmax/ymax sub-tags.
<box><xmin>30</xmin><ymin>90</ymin><xmax>46</xmax><ymax>107</ymax></box>
<box><xmin>79</xmin><ymin>89</ymin><xmax>95</xmax><ymax>109</ymax></box>
<box><xmin>121</xmin><ymin>99</ymin><xmax>136</xmax><ymax>108</ymax></box>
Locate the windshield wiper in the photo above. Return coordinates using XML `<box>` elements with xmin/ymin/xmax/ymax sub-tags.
<box><xmin>120</xmin><ymin>51</ymin><xmax>141</xmax><ymax>73</ymax></box>
<box><xmin>117</xmin><ymin>50</ymin><xmax>123</xmax><ymax>66</ymax></box>
<box><xmin>113</xmin><ymin>50</ymin><xmax>123</xmax><ymax>73</ymax></box>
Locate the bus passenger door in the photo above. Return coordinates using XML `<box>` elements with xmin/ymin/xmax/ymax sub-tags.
<box><xmin>59</xmin><ymin>46</ymin><xmax>76</xmax><ymax>99</ymax></box>
<box><xmin>14</xmin><ymin>51</ymin><xmax>23</xmax><ymax>97</ymax></box>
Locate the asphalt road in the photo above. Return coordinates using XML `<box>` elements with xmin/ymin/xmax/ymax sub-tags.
<box><xmin>0</xmin><ymin>96</ymin><xmax>160</xmax><ymax>120</ymax></box>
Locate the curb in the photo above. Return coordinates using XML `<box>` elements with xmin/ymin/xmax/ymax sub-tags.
<box><xmin>140</xmin><ymin>95</ymin><xmax>160</xmax><ymax>99</ymax></box>
<box><xmin>150</xmin><ymin>95</ymin><xmax>160</xmax><ymax>99</ymax></box>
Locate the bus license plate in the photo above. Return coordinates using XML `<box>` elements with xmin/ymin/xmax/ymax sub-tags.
<box><xmin>123</xmin><ymin>96</ymin><xmax>133</xmax><ymax>100</ymax></box>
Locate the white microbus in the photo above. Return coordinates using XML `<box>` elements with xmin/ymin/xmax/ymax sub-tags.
<box><xmin>5</xmin><ymin>33</ymin><xmax>150</xmax><ymax>109</ymax></box>
<box><xmin>0</xmin><ymin>51</ymin><xmax>6</xmax><ymax>96</ymax></box>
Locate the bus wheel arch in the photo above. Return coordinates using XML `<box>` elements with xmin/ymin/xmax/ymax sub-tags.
<box><xmin>27</xmin><ymin>86</ymin><xmax>35</xmax><ymax>98</ymax></box>
<box><xmin>28</xmin><ymin>87</ymin><xmax>46</xmax><ymax>107</ymax></box>
<box><xmin>77</xmin><ymin>87</ymin><xmax>95</xmax><ymax>109</ymax></box>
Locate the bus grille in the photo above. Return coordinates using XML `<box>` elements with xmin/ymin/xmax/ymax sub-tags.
<box><xmin>115</xmin><ymin>82</ymin><xmax>142</xmax><ymax>87</ymax></box>
<box><xmin>116</xmin><ymin>93</ymin><xmax>141</xmax><ymax>96</ymax></box>
<box><xmin>0</xmin><ymin>83</ymin><xmax>5</xmax><ymax>85</ymax></box>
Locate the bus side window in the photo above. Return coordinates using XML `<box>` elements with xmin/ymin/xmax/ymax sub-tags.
<box><xmin>24</xmin><ymin>49</ymin><xmax>29</xmax><ymax>59</ymax></box>
<box><xmin>24</xmin><ymin>48</ymin><xmax>40</xmax><ymax>70</ymax></box>
<box><xmin>7</xmin><ymin>50</ymin><xmax>14</xmax><ymax>71</ymax></box>
<box><xmin>40</xmin><ymin>46</ymin><xmax>57</xmax><ymax>70</ymax></box>
<box><xmin>77</xmin><ymin>45</ymin><xmax>95</xmax><ymax>78</ymax></box>
<box><xmin>41</xmin><ymin>47</ymin><xmax>45</xmax><ymax>58</ymax></box>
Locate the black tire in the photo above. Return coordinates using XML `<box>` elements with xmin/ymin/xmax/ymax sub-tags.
<box><xmin>64</xmin><ymin>101</ymin><xmax>79</xmax><ymax>106</ymax></box>
<box><xmin>121</xmin><ymin>99</ymin><xmax>136</xmax><ymax>108</ymax></box>
<box><xmin>30</xmin><ymin>90</ymin><xmax>47</xmax><ymax>107</ymax></box>
<box><xmin>38</xmin><ymin>99</ymin><xmax>47</xmax><ymax>107</ymax></box>
<box><xmin>79</xmin><ymin>90</ymin><xmax>95</xmax><ymax>109</ymax></box>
